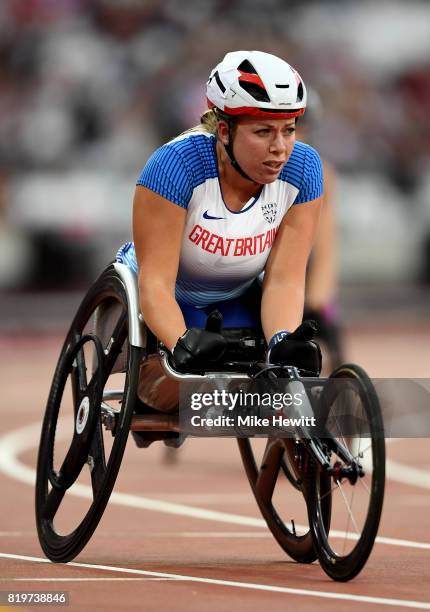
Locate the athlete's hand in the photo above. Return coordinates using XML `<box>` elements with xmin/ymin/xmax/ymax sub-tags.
<box><xmin>267</xmin><ymin>320</ymin><xmax>322</xmax><ymax>375</ymax></box>
<box><xmin>171</xmin><ymin>310</ymin><xmax>226</xmax><ymax>371</ymax></box>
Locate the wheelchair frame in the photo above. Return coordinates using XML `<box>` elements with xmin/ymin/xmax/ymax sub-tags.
<box><xmin>35</xmin><ymin>262</ymin><xmax>385</xmax><ymax>582</ymax></box>
<box><xmin>111</xmin><ymin>262</ymin><xmax>252</xmax><ymax>435</ymax></box>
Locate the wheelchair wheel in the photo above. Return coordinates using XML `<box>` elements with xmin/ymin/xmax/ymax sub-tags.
<box><xmin>35</xmin><ymin>265</ymin><xmax>142</xmax><ymax>563</ymax></box>
<box><xmin>306</xmin><ymin>364</ymin><xmax>385</xmax><ymax>581</ymax></box>
<box><xmin>238</xmin><ymin>436</ymin><xmax>331</xmax><ymax>563</ymax></box>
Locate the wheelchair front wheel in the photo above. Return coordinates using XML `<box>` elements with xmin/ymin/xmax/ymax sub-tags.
<box><xmin>238</xmin><ymin>436</ymin><xmax>331</xmax><ymax>563</ymax></box>
<box><xmin>306</xmin><ymin>364</ymin><xmax>385</xmax><ymax>581</ymax></box>
<box><xmin>35</xmin><ymin>266</ymin><xmax>142</xmax><ymax>563</ymax></box>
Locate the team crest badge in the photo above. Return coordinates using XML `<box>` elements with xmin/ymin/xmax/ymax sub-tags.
<box><xmin>261</xmin><ymin>202</ymin><xmax>277</xmax><ymax>224</ymax></box>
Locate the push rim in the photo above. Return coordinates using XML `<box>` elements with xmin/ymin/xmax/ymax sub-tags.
<box><xmin>35</xmin><ymin>268</ymin><xmax>141</xmax><ymax>563</ymax></box>
<box><xmin>308</xmin><ymin>364</ymin><xmax>385</xmax><ymax>581</ymax></box>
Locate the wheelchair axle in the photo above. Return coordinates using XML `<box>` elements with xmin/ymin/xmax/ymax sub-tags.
<box><xmin>101</xmin><ymin>403</ymin><xmax>180</xmax><ymax>434</ymax></box>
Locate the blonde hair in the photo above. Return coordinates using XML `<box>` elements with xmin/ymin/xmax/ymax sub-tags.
<box><xmin>180</xmin><ymin>108</ymin><xmax>238</xmax><ymax>140</ymax></box>
<box><xmin>199</xmin><ymin>109</ymin><xmax>219</xmax><ymax>133</ymax></box>
<box><xmin>180</xmin><ymin>109</ymin><xmax>219</xmax><ymax>137</ymax></box>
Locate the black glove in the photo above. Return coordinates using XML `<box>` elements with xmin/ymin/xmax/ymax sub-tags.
<box><xmin>171</xmin><ymin>310</ymin><xmax>226</xmax><ymax>371</ymax></box>
<box><xmin>268</xmin><ymin>320</ymin><xmax>322</xmax><ymax>375</ymax></box>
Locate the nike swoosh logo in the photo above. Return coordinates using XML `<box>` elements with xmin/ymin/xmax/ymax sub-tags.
<box><xmin>203</xmin><ymin>210</ymin><xmax>225</xmax><ymax>220</ymax></box>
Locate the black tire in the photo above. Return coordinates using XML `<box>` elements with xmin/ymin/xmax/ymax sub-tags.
<box><xmin>35</xmin><ymin>265</ymin><xmax>142</xmax><ymax>563</ymax></box>
<box><xmin>238</xmin><ymin>436</ymin><xmax>331</xmax><ymax>563</ymax></box>
<box><xmin>307</xmin><ymin>364</ymin><xmax>385</xmax><ymax>581</ymax></box>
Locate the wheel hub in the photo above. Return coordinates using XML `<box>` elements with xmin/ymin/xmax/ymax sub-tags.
<box><xmin>76</xmin><ymin>396</ymin><xmax>90</xmax><ymax>434</ymax></box>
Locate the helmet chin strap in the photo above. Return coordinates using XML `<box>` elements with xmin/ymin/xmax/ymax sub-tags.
<box><xmin>223</xmin><ymin>125</ymin><xmax>259</xmax><ymax>183</ymax></box>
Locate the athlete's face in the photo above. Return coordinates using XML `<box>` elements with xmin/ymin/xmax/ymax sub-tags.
<box><xmin>220</xmin><ymin>116</ymin><xmax>296</xmax><ymax>184</ymax></box>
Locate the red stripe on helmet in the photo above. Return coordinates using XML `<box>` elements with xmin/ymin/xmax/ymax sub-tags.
<box><xmin>207</xmin><ymin>99</ymin><xmax>305</xmax><ymax>119</ymax></box>
<box><xmin>238</xmin><ymin>70</ymin><xmax>266</xmax><ymax>90</ymax></box>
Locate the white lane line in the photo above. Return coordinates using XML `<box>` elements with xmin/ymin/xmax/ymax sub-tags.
<box><xmin>0</xmin><ymin>553</ymin><xmax>429</xmax><ymax>610</ymax></box>
<box><xmin>386</xmin><ymin>459</ymin><xmax>430</xmax><ymax>490</ymax></box>
<box><xmin>136</xmin><ymin>493</ymin><xmax>254</xmax><ymax>503</ymax></box>
<box><xmin>0</xmin><ymin>423</ymin><xmax>429</xmax><ymax>550</ymax></box>
<box><xmin>173</xmin><ymin>532</ymin><xmax>430</xmax><ymax>549</ymax></box>
<box><xmin>1</xmin><ymin>578</ymin><xmax>178</xmax><ymax>582</ymax></box>
<box><xmin>0</xmin><ymin>423</ymin><xmax>265</xmax><ymax>528</ymax></box>
<box><xmin>179</xmin><ymin>531</ymin><xmax>271</xmax><ymax>538</ymax></box>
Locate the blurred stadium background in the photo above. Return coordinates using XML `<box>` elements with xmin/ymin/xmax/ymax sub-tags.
<box><xmin>0</xmin><ymin>0</ymin><xmax>429</xmax><ymax>334</ymax></box>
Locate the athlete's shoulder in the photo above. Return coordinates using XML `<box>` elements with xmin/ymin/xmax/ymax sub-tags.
<box><xmin>279</xmin><ymin>141</ymin><xmax>322</xmax><ymax>186</ymax></box>
<box><xmin>169</xmin><ymin>129</ymin><xmax>216</xmax><ymax>149</ymax></box>
<box><xmin>147</xmin><ymin>131</ymin><xmax>217</xmax><ymax>180</ymax></box>
<box><xmin>165</xmin><ymin>131</ymin><xmax>217</xmax><ymax>169</ymax></box>
<box><xmin>137</xmin><ymin>131</ymin><xmax>217</xmax><ymax>209</ymax></box>
<box><xmin>280</xmin><ymin>141</ymin><xmax>323</xmax><ymax>204</ymax></box>
<box><xmin>291</xmin><ymin>140</ymin><xmax>321</xmax><ymax>164</ymax></box>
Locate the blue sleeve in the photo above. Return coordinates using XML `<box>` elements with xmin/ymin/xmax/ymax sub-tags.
<box><xmin>294</xmin><ymin>145</ymin><xmax>323</xmax><ymax>204</ymax></box>
<box><xmin>137</xmin><ymin>144</ymin><xmax>193</xmax><ymax>209</ymax></box>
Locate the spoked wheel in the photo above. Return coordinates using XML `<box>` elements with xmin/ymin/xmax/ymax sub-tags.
<box><xmin>238</xmin><ymin>436</ymin><xmax>331</xmax><ymax>563</ymax></box>
<box><xmin>307</xmin><ymin>364</ymin><xmax>385</xmax><ymax>581</ymax></box>
<box><xmin>35</xmin><ymin>266</ymin><xmax>142</xmax><ymax>562</ymax></box>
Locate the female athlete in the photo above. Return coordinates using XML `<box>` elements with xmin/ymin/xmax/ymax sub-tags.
<box><xmin>117</xmin><ymin>50</ymin><xmax>323</xmax><ymax>400</ymax></box>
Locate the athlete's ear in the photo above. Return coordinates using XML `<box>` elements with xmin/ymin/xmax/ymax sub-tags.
<box><xmin>217</xmin><ymin>120</ymin><xmax>229</xmax><ymax>146</ymax></box>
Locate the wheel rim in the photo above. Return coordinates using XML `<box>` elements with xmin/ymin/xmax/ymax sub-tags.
<box><xmin>238</xmin><ymin>435</ymin><xmax>331</xmax><ymax>562</ymax></box>
<box><xmin>311</xmin><ymin>366</ymin><xmax>385</xmax><ymax>573</ymax></box>
<box><xmin>36</xmin><ymin>284</ymin><xmax>135</xmax><ymax>560</ymax></box>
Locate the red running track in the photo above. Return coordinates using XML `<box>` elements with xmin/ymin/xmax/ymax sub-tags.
<box><xmin>0</xmin><ymin>325</ymin><xmax>429</xmax><ymax>611</ymax></box>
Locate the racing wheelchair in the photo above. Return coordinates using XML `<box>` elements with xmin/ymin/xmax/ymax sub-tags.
<box><xmin>35</xmin><ymin>263</ymin><xmax>385</xmax><ymax>582</ymax></box>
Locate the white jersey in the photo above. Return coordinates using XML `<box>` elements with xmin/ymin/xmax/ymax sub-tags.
<box><xmin>119</xmin><ymin>131</ymin><xmax>322</xmax><ymax>308</ymax></box>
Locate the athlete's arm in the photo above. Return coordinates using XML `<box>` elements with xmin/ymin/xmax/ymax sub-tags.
<box><xmin>133</xmin><ymin>185</ymin><xmax>187</xmax><ymax>351</ymax></box>
<box><xmin>261</xmin><ymin>196</ymin><xmax>322</xmax><ymax>342</ymax></box>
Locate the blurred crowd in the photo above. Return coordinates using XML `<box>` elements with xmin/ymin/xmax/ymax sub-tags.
<box><xmin>0</xmin><ymin>0</ymin><xmax>429</xmax><ymax>289</ymax></box>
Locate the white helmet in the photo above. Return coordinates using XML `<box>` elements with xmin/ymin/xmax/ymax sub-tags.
<box><xmin>206</xmin><ymin>50</ymin><xmax>307</xmax><ymax>119</ymax></box>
